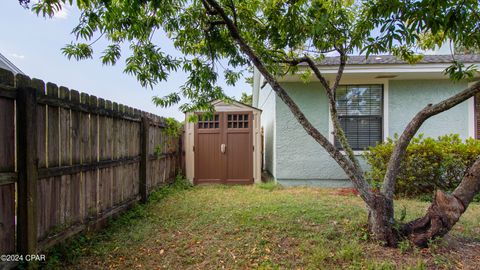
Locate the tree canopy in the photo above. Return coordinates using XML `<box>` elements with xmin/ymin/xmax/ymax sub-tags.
<box><xmin>24</xmin><ymin>0</ymin><xmax>479</xmax><ymax>110</ymax></box>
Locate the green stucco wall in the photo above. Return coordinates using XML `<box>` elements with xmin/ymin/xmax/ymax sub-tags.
<box><xmin>272</xmin><ymin>79</ymin><xmax>470</xmax><ymax>187</ymax></box>
<box><xmin>258</xmin><ymin>84</ymin><xmax>277</xmax><ymax>177</ymax></box>
<box><xmin>275</xmin><ymin>82</ymin><xmax>359</xmax><ymax>187</ymax></box>
<box><xmin>389</xmin><ymin>79</ymin><xmax>469</xmax><ymax>139</ymax></box>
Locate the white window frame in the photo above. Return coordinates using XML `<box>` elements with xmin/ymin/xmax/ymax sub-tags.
<box><xmin>328</xmin><ymin>79</ymin><xmax>389</xmax><ymax>155</ymax></box>
<box><xmin>468</xmin><ymin>82</ymin><xmax>476</xmax><ymax>139</ymax></box>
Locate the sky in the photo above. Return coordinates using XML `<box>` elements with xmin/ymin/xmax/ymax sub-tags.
<box><xmin>0</xmin><ymin>1</ymin><xmax>252</xmax><ymax>120</ymax></box>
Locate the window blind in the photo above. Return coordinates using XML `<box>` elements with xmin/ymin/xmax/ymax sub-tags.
<box><xmin>335</xmin><ymin>84</ymin><xmax>383</xmax><ymax>150</ymax></box>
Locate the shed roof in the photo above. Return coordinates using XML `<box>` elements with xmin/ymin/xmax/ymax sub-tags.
<box><xmin>211</xmin><ymin>99</ymin><xmax>262</xmax><ymax>112</ymax></box>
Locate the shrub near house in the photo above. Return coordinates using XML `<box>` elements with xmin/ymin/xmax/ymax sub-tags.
<box><xmin>365</xmin><ymin>134</ymin><xmax>480</xmax><ymax>200</ymax></box>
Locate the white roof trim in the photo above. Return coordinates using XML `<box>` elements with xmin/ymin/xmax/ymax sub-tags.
<box><xmin>0</xmin><ymin>53</ymin><xmax>24</xmax><ymax>75</ymax></box>
<box><xmin>211</xmin><ymin>99</ymin><xmax>262</xmax><ymax>112</ymax></box>
<box><xmin>315</xmin><ymin>63</ymin><xmax>480</xmax><ymax>74</ymax></box>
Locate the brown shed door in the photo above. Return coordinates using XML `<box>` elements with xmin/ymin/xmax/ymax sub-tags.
<box><xmin>194</xmin><ymin>112</ymin><xmax>253</xmax><ymax>184</ymax></box>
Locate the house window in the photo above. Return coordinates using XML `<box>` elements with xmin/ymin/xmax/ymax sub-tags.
<box><xmin>335</xmin><ymin>84</ymin><xmax>383</xmax><ymax>150</ymax></box>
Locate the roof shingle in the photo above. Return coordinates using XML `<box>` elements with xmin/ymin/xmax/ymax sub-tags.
<box><xmin>313</xmin><ymin>54</ymin><xmax>480</xmax><ymax>66</ymax></box>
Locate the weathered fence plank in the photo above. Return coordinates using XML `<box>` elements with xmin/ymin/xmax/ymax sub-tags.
<box><xmin>33</xmin><ymin>79</ymin><xmax>48</xmax><ymax>240</ymax></box>
<box><xmin>89</xmin><ymin>95</ymin><xmax>99</xmax><ymax>218</ymax></box>
<box><xmin>122</xmin><ymin>107</ymin><xmax>129</xmax><ymax>200</ymax></box>
<box><xmin>70</xmin><ymin>90</ymin><xmax>82</xmax><ymax>224</ymax></box>
<box><xmin>0</xmin><ymin>96</ymin><xmax>15</xmax><ymax>171</ymax></box>
<box><xmin>0</xmin><ymin>70</ymin><xmax>15</xmax><ymax>255</ymax></box>
<box><xmin>80</xmin><ymin>92</ymin><xmax>90</xmax><ymax>223</ymax></box>
<box><xmin>0</xmin><ymin>184</ymin><xmax>15</xmax><ymax>253</ymax></box>
<box><xmin>46</xmin><ymin>83</ymin><xmax>61</xmax><ymax>241</ymax></box>
<box><xmin>98</xmin><ymin>98</ymin><xmax>108</xmax><ymax>212</ymax></box>
<box><xmin>16</xmin><ymin>75</ymin><xmax>38</xmax><ymax>255</ymax></box>
<box><xmin>140</xmin><ymin>116</ymin><xmax>150</xmax><ymax>202</ymax></box>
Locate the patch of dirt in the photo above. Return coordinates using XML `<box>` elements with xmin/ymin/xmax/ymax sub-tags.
<box><xmin>281</xmin><ymin>186</ymin><xmax>361</xmax><ymax>197</ymax></box>
<box><xmin>437</xmin><ymin>236</ymin><xmax>480</xmax><ymax>269</ymax></box>
<box><xmin>281</xmin><ymin>186</ymin><xmax>329</xmax><ymax>195</ymax></box>
<box><xmin>365</xmin><ymin>235</ymin><xmax>480</xmax><ymax>269</ymax></box>
<box><xmin>334</xmin><ymin>188</ymin><xmax>360</xmax><ymax>197</ymax></box>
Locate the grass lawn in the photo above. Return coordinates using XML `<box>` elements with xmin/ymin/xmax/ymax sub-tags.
<box><xmin>45</xmin><ymin>180</ymin><xmax>480</xmax><ymax>269</ymax></box>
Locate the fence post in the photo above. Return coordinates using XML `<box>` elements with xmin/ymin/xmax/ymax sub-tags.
<box><xmin>140</xmin><ymin>115</ymin><xmax>150</xmax><ymax>203</ymax></box>
<box><xmin>178</xmin><ymin>128</ymin><xmax>185</xmax><ymax>174</ymax></box>
<box><xmin>16</xmin><ymin>79</ymin><xmax>38</xmax><ymax>254</ymax></box>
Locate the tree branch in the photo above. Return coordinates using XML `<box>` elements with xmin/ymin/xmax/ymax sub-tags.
<box><xmin>382</xmin><ymin>80</ymin><xmax>480</xmax><ymax>200</ymax></box>
<box><xmin>281</xmin><ymin>53</ymin><xmax>362</xmax><ymax>173</ymax></box>
<box><xmin>201</xmin><ymin>0</ymin><xmax>218</xmax><ymax>15</ymax></box>
<box><xmin>326</xmin><ymin>50</ymin><xmax>362</xmax><ymax>173</ymax></box>
<box><xmin>331</xmin><ymin>48</ymin><xmax>346</xmax><ymax>92</ymax></box>
<box><xmin>204</xmin><ymin>0</ymin><xmax>375</xmax><ymax>206</ymax></box>
<box><xmin>280</xmin><ymin>56</ymin><xmax>331</xmax><ymax>91</ymax></box>
<box><xmin>227</xmin><ymin>0</ymin><xmax>238</xmax><ymax>27</ymax></box>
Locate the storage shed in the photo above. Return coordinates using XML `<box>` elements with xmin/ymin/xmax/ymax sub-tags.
<box><xmin>185</xmin><ymin>100</ymin><xmax>262</xmax><ymax>184</ymax></box>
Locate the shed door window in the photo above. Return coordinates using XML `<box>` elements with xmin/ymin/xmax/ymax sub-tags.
<box><xmin>227</xmin><ymin>113</ymin><xmax>249</xmax><ymax>129</ymax></box>
<box><xmin>198</xmin><ymin>114</ymin><xmax>220</xmax><ymax>129</ymax></box>
<box><xmin>335</xmin><ymin>84</ymin><xmax>383</xmax><ymax>150</ymax></box>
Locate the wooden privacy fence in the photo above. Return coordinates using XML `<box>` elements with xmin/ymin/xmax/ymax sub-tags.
<box><xmin>0</xmin><ymin>68</ymin><xmax>184</xmax><ymax>258</ymax></box>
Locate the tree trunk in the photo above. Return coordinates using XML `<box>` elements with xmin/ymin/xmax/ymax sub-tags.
<box><xmin>367</xmin><ymin>194</ymin><xmax>398</xmax><ymax>246</ymax></box>
<box><xmin>399</xmin><ymin>157</ymin><xmax>480</xmax><ymax>247</ymax></box>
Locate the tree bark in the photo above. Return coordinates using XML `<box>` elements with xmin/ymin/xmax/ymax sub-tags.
<box><xmin>400</xmin><ymin>157</ymin><xmax>480</xmax><ymax>247</ymax></box>
<box><xmin>368</xmin><ymin>194</ymin><xmax>398</xmax><ymax>246</ymax></box>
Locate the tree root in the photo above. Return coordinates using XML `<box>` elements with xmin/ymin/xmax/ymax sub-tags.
<box><xmin>399</xmin><ymin>190</ymin><xmax>465</xmax><ymax>247</ymax></box>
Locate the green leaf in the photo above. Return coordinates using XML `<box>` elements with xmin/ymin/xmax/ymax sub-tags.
<box><xmin>61</xmin><ymin>43</ymin><xmax>93</xmax><ymax>60</ymax></box>
<box><xmin>101</xmin><ymin>44</ymin><xmax>121</xmax><ymax>65</ymax></box>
